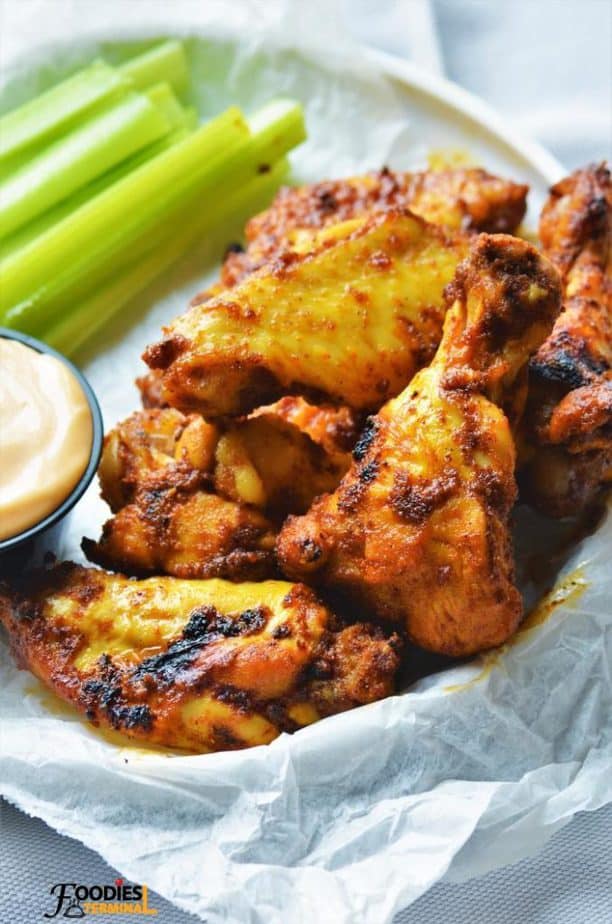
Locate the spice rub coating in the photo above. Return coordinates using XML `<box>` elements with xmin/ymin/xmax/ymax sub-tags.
<box><xmin>144</xmin><ymin>210</ymin><xmax>467</xmax><ymax>417</ymax></box>
<box><xmin>0</xmin><ymin>564</ymin><xmax>401</xmax><ymax>753</ymax></box>
<box><xmin>521</xmin><ymin>164</ymin><xmax>612</xmax><ymax>516</ymax></box>
<box><xmin>136</xmin><ymin>372</ymin><xmax>359</xmax><ymax>470</ymax></box>
<box><xmin>221</xmin><ymin>166</ymin><xmax>528</xmax><ymax>286</ymax></box>
<box><xmin>84</xmin><ymin>407</ymin><xmax>275</xmax><ymax>580</ymax></box>
<box><xmin>278</xmin><ymin>234</ymin><xmax>561</xmax><ymax>656</ymax></box>
<box><xmin>84</xmin><ymin>405</ymin><xmax>351</xmax><ymax>579</ymax></box>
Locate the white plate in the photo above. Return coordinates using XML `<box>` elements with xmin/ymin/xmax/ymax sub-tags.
<box><xmin>369</xmin><ymin>48</ymin><xmax>564</xmax><ymax>191</ymax></box>
<box><xmin>2</xmin><ymin>24</ymin><xmax>610</xmax><ymax>924</ymax></box>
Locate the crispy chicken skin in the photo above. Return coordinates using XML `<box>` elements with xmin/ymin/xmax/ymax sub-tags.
<box><xmin>221</xmin><ymin>167</ymin><xmax>528</xmax><ymax>287</ymax></box>
<box><xmin>278</xmin><ymin>235</ymin><xmax>561</xmax><ymax>656</ymax></box>
<box><xmin>0</xmin><ymin>564</ymin><xmax>401</xmax><ymax>752</ymax></box>
<box><xmin>84</xmin><ymin>480</ymin><xmax>277</xmax><ymax>581</ymax></box>
<box><xmin>521</xmin><ymin>164</ymin><xmax>611</xmax><ymax>516</ymax></box>
<box><xmin>100</xmin><ymin>407</ymin><xmax>350</xmax><ymax>519</ymax></box>
<box><xmin>137</xmin><ymin>372</ymin><xmax>359</xmax><ymax>467</ymax></box>
<box><xmin>84</xmin><ymin>406</ymin><xmax>351</xmax><ymax>578</ymax></box>
<box><xmin>213</xmin><ymin>413</ymin><xmax>349</xmax><ymax>518</ymax></box>
<box><xmin>252</xmin><ymin>396</ymin><xmax>360</xmax><ymax>462</ymax></box>
<box><xmin>84</xmin><ymin>409</ymin><xmax>276</xmax><ymax>580</ymax></box>
<box><xmin>144</xmin><ymin>210</ymin><xmax>467</xmax><ymax>417</ymax></box>
<box><xmin>95</xmin><ymin>407</ymin><xmax>218</xmax><ymax>513</ymax></box>
<box><xmin>136</xmin><ymin>370</ymin><xmax>169</xmax><ymax>409</ymax></box>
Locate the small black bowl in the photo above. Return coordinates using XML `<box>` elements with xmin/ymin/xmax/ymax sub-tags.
<box><xmin>0</xmin><ymin>328</ymin><xmax>103</xmax><ymax>576</ymax></box>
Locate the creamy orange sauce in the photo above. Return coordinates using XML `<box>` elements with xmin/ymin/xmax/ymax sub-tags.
<box><xmin>0</xmin><ymin>338</ymin><xmax>92</xmax><ymax>540</ymax></box>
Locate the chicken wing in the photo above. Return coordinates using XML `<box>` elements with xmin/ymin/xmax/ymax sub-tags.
<box><xmin>84</xmin><ymin>406</ymin><xmax>351</xmax><ymax>578</ymax></box>
<box><xmin>95</xmin><ymin>407</ymin><xmax>218</xmax><ymax>513</ymax></box>
<box><xmin>221</xmin><ymin>166</ymin><xmax>528</xmax><ymax>286</ymax></box>
<box><xmin>136</xmin><ymin>372</ymin><xmax>359</xmax><ymax>467</ymax></box>
<box><xmin>213</xmin><ymin>412</ymin><xmax>350</xmax><ymax>517</ymax></box>
<box><xmin>84</xmin><ymin>476</ymin><xmax>277</xmax><ymax>581</ymax></box>
<box><xmin>278</xmin><ymin>234</ymin><xmax>561</xmax><ymax>656</ymax></box>
<box><xmin>521</xmin><ymin>164</ymin><xmax>612</xmax><ymax>516</ymax></box>
<box><xmin>0</xmin><ymin>563</ymin><xmax>401</xmax><ymax>752</ymax></box>
<box><xmin>84</xmin><ymin>409</ymin><xmax>276</xmax><ymax>580</ymax></box>
<box><xmin>144</xmin><ymin>210</ymin><xmax>467</xmax><ymax>417</ymax></box>
<box><xmin>252</xmin><ymin>396</ymin><xmax>360</xmax><ymax>462</ymax></box>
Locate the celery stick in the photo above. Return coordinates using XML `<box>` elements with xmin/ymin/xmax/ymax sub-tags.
<box><xmin>45</xmin><ymin>158</ymin><xmax>289</xmax><ymax>356</ymax></box>
<box><xmin>0</xmin><ymin>89</ymin><xmax>172</xmax><ymax>238</ymax></box>
<box><xmin>146</xmin><ymin>82</ymin><xmax>189</xmax><ymax>130</ymax></box>
<box><xmin>182</xmin><ymin>107</ymin><xmax>199</xmax><ymax>131</ymax></box>
<box><xmin>2</xmin><ymin>100</ymin><xmax>304</xmax><ymax>333</ymax></box>
<box><xmin>1</xmin><ymin>119</ymin><xmax>196</xmax><ymax>261</ymax></box>
<box><xmin>0</xmin><ymin>41</ymin><xmax>187</xmax><ymax>167</ymax></box>
<box><xmin>0</xmin><ymin>106</ymin><xmax>250</xmax><ymax>326</ymax></box>
<box><xmin>119</xmin><ymin>41</ymin><xmax>189</xmax><ymax>95</ymax></box>
<box><xmin>0</xmin><ymin>60</ymin><xmax>131</xmax><ymax>164</ymax></box>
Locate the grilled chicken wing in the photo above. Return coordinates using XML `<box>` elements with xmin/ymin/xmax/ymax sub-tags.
<box><xmin>95</xmin><ymin>407</ymin><xmax>218</xmax><ymax>513</ymax></box>
<box><xmin>84</xmin><ymin>476</ymin><xmax>277</xmax><ymax>581</ymax></box>
<box><xmin>84</xmin><ymin>406</ymin><xmax>350</xmax><ymax>578</ymax></box>
<box><xmin>137</xmin><ymin>372</ymin><xmax>359</xmax><ymax>466</ymax></box>
<box><xmin>84</xmin><ymin>408</ymin><xmax>275</xmax><ymax>579</ymax></box>
<box><xmin>144</xmin><ymin>210</ymin><xmax>467</xmax><ymax>417</ymax></box>
<box><xmin>0</xmin><ymin>564</ymin><xmax>400</xmax><ymax>752</ymax></box>
<box><xmin>252</xmin><ymin>396</ymin><xmax>359</xmax><ymax>462</ymax></box>
<box><xmin>278</xmin><ymin>235</ymin><xmax>561</xmax><ymax>656</ymax></box>
<box><xmin>213</xmin><ymin>412</ymin><xmax>349</xmax><ymax>517</ymax></box>
<box><xmin>521</xmin><ymin>164</ymin><xmax>612</xmax><ymax>516</ymax></box>
<box><xmin>221</xmin><ymin>166</ymin><xmax>528</xmax><ymax>287</ymax></box>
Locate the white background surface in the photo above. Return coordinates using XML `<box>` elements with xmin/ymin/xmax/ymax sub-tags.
<box><xmin>1</xmin><ymin>1</ymin><xmax>611</xmax><ymax>921</ymax></box>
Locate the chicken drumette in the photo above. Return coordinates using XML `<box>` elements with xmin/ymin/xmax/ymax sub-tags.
<box><xmin>0</xmin><ymin>563</ymin><xmax>400</xmax><ymax>752</ymax></box>
<box><xmin>278</xmin><ymin>234</ymin><xmax>561</xmax><ymax>656</ymax></box>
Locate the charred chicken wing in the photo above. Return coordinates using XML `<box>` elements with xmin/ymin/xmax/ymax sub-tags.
<box><xmin>221</xmin><ymin>166</ymin><xmax>528</xmax><ymax>286</ymax></box>
<box><xmin>278</xmin><ymin>235</ymin><xmax>561</xmax><ymax>656</ymax></box>
<box><xmin>84</xmin><ymin>409</ymin><xmax>276</xmax><ymax>580</ymax></box>
<box><xmin>521</xmin><ymin>164</ymin><xmax>612</xmax><ymax>516</ymax></box>
<box><xmin>84</xmin><ymin>406</ymin><xmax>351</xmax><ymax>578</ymax></box>
<box><xmin>0</xmin><ymin>564</ymin><xmax>401</xmax><ymax>752</ymax></box>
<box><xmin>136</xmin><ymin>372</ymin><xmax>359</xmax><ymax>468</ymax></box>
<box><xmin>144</xmin><ymin>210</ymin><xmax>467</xmax><ymax>417</ymax></box>
<box><xmin>213</xmin><ymin>412</ymin><xmax>350</xmax><ymax>518</ymax></box>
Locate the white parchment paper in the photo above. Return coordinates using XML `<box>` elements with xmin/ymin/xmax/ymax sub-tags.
<box><xmin>1</xmin><ymin>4</ymin><xmax>610</xmax><ymax>923</ymax></box>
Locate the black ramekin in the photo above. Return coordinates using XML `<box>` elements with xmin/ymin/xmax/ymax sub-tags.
<box><xmin>0</xmin><ymin>328</ymin><xmax>103</xmax><ymax>575</ymax></box>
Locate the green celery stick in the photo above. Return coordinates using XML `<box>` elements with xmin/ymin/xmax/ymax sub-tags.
<box><xmin>45</xmin><ymin>158</ymin><xmax>289</xmax><ymax>356</ymax></box>
<box><xmin>0</xmin><ymin>42</ymin><xmax>187</xmax><ymax>168</ymax></box>
<box><xmin>118</xmin><ymin>41</ymin><xmax>188</xmax><ymax>95</ymax></box>
<box><xmin>146</xmin><ymin>82</ymin><xmax>189</xmax><ymax>130</ymax></box>
<box><xmin>1</xmin><ymin>100</ymin><xmax>304</xmax><ymax>334</ymax></box>
<box><xmin>1</xmin><ymin>115</ymin><xmax>196</xmax><ymax>261</ymax></box>
<box><xmin>180</xmin><ymin>107</ymin><xmax>199</xmax><ymax>133</ymax></box>
<box><xmin>0</xmin><ymin>60</ymin><xmax>131</xmax><ymax>164</ymax></box>
<box><xmin>0</xmin><ymin>106</ymin><xmax>250</xmax><ymax>325</ymax></box>
<box><xmin>0</xmin><ymin>88</ymin><xmax>172</xmax><ymax>238</ymax></box>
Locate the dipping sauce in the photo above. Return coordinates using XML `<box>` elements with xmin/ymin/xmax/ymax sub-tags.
<box><xmin>0</xmin><ymin>338</ymin><xmax>93</xmax><ymax>540</ymax></box>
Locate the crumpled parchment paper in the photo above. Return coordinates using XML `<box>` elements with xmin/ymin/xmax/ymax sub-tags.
<box><xmin>1</xmin><ymin>4</ymin><xmax>610</xmax><ymax>923</ymax></box>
